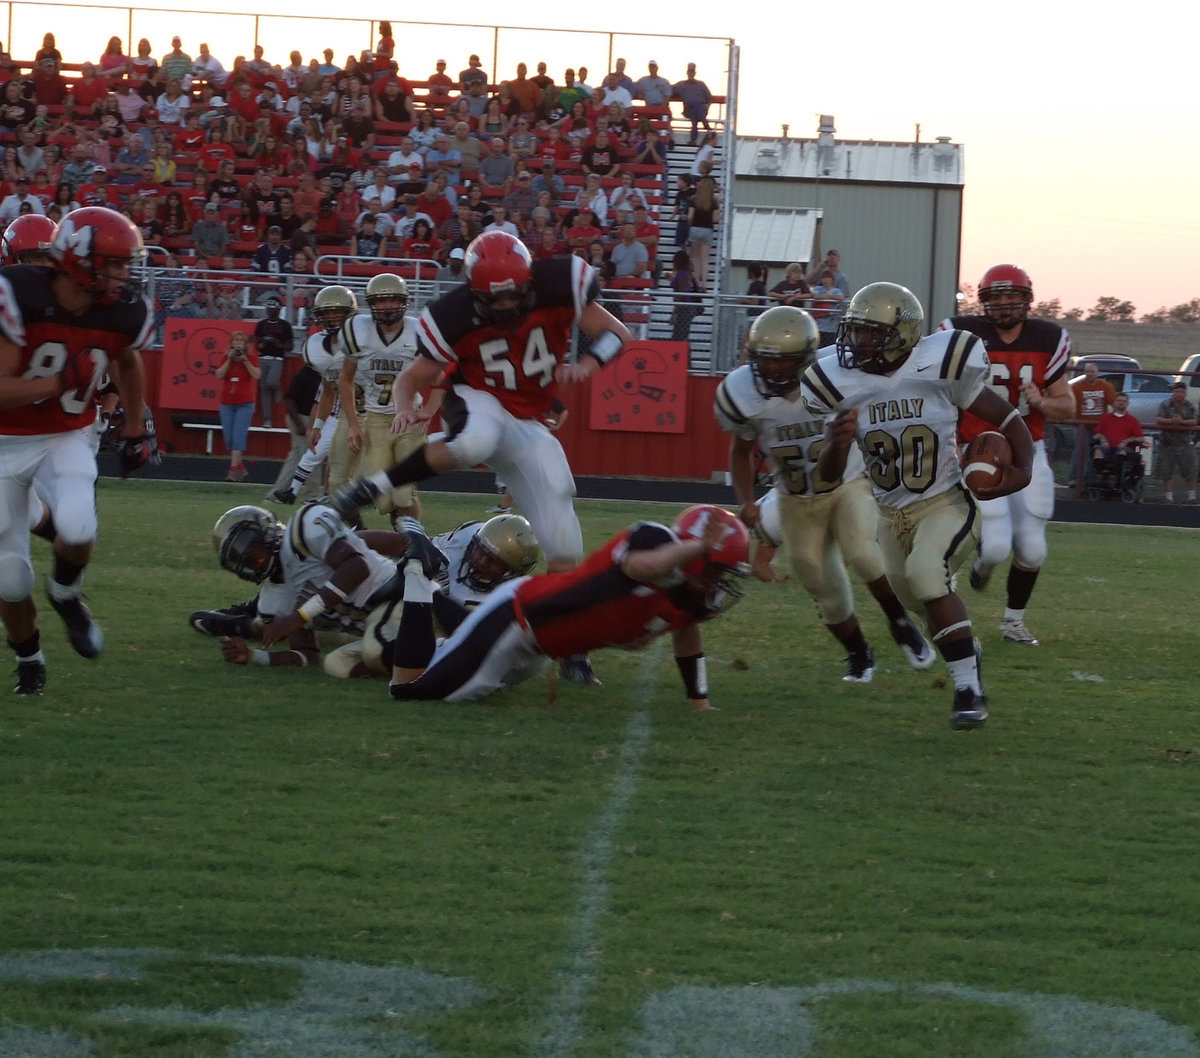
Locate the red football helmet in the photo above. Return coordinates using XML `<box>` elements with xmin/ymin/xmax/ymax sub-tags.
<box><xmin>50</xmin><ymin>207</ymin><xmax>148</xmax><ymax>305</ymax></box>
<box><xmin>978</xmin><ymin>263</ymin><xmax>1033</xmax><ymax>328</ymax></box>
<box><xmin>464</xmin><ymin>230</ymin><xmax>534</xmax><ymax>326</ymax></box>
<box><xmin>1</xmin><ymin>214</ymin><xmax>56</xmax><ymax>265</ymax></box>
<box><xmin>671</xmin><ymin>505</ymin><xmax>751</xmax><ymax>617</ymax></box>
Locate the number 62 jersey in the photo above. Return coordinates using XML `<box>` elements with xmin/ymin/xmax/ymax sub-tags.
<box><xmin>415</xmin><ymin>255</ymin><xmax>598</xmax><ymax>420</ymax></box>
<box><xmin>800</xmin><ymin>330</ymin><xmax>990</xmax><ymax>509</ymax></box>
<box><xmin>0</xmin><ymin>264</ymin><xmax>153</xmax><ymax>437</ymax></box>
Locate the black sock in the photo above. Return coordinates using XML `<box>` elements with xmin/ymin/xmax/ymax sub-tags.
<box><xmin>1006</xmin><ymin>566</ymin><xmax>1040</xmax><ymax>610</ymax></box>
<box><xmin>52</xmin><ymin>554</ymin><xmax>86</xmax><ymax>590</ymax></box>
<box><xmin>385</xmin><ymin>447</ymin><xmax>437</xmax><ymax>489</ymax></box>
<box><xmin>7</xmin><ymin>632</ymin><xmax>40</xmax><ymax>660</ymax></box>
<box><xmin>392</xmin><ymin>602</ymin><xmax>435</xmax><ymax>669</ymax></box>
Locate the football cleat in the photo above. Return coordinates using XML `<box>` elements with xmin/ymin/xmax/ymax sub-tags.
<box><xmin>1000</xmin><ymin>617</ymin><xmax>1039</xmax><ymax>646</ymax></box>
<box><xmin>400</xmin><ymin>529</ymin><xmax>449</xmax><ymax>582</ymax></box>
<box><xmin>559</xmin><ymin>653</ymin><xmax>602</xmax><ymax>686</ymax></box>
<box><xmin>47</xmin><ymin>590</ymin><xmax>104</xmax><ymax>659</ymax></box>
<box><xmin>950</xmin><ymin>689</ymin><xmax>989</xmax><ymax>730</ymax></box>
<box><xmin>14</xmin><ymin>658</ymin><xmax>46</xmax><ymax>695</ymax></box>
<box><xmin>842</xmin><ymin>644</ymin><xmax>875</xmax><ymax>683</ymax></box>
<box><xmin>968</xmin><ymin>558</ymin><xmax>992</xmax><ymax>591</ymax></box>
<box><xmin>266</xmin><ymin>487</ymin><xmax>296</xmax><ymax>504</ymax></box>
<box><xmin>331</xmin><ymin>477</ymin><xmax>383</xmax><ymax>523</ymax></box>
<box><xmin>189</xmin><ymin>602</ymin><xmax>255</xmax><ymax>633</ymax></box>
<box><xmin>890</xmin><ymin>617</ymin><xmax>936</xmax><ymax>670</ymax></box>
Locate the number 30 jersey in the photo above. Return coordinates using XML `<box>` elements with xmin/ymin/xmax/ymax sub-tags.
<box><xmin>800</xmin><ymin>330</ymin><xmax>989</xmax><ymax>509</ymax></box>
<box><xmin>416</xmin><ymin>255</ymin><xmax>598</xmax><ymax>419</ymax></box>
<box><xmin>940</xmin><ymin>314</ymin><xmax>1070</xmax><ymax>445</ymax></box>
<box><xmin>0</xmin><ymin>264</ymin><xmax>153</xmax><ymax>436</ymax></box>
<box><xmin>714</xmin><ymin>363</ymin><xmax>865</xmax><ymax>497</ymax></box>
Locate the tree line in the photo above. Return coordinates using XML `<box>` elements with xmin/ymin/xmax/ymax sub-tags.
<box><xmin>958</xmin><ymin>286</ymin><xmax>1200</xmax><ymax>324</ymax></box>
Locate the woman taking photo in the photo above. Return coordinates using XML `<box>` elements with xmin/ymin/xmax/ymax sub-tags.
<box><xmin>214</xmin><ymin>330</ymin><xmax>259</xmax><ymax>482</ymax></box>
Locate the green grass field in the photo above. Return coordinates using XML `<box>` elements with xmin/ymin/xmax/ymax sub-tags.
<box><xmin>2</xmin><ymin>480</ymin><xmax>1198</xmax><ymax>1058</ymax></box>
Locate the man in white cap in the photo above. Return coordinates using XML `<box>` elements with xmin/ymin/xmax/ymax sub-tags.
<box><xmin>436</xmin><ymin>247</ymin><xmax>468</xmax><ymax>295</ymax></box>
<box><xmin>635</xmin><ymin>60</ymin><xmax>672</xmax><ymax>106</ymax></box>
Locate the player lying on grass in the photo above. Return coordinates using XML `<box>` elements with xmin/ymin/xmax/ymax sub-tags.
<box><xmin>387</xmin><ymin>504</ymin><xmax>750</xmax><ymax>709</ymax></box>
<box><xmin>204</xmin><ymin>503</ymin><xmax>537</xmax><ymax>678</ymax></box>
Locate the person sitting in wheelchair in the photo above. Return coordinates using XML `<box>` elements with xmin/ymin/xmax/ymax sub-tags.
<box><xmin>1090</xmin><ymin>392</ymin><xmax>1147</xmax><ymax>486</ymax></box>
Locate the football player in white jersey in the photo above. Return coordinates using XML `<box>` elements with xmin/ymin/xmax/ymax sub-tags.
<box><xmin>940</xmin><ymin>264</ymin><xmax>1074</xmax><ymax>647</ymax></box>
<box><xmin>271</xmin><ymin>285</ymin><xmax>358</xmax><ymax>505</ymax></box>
<box><xmin>801</xmin><ymin>283</ymin><xmax>1033</xmax><ymax>731</ymax></box>
<box><xmin>338</xmin><ymin>273</ymin><xmax>440</xmax><ymax>526</ymax></box>
<box><xmin>205</xmin><ymin>507</ymin><xmax>537</xmax><ymax>679</ymax></box>
<box><xmin>715</xmin><ymin>306</ymin><xmax>934</xmax><ymax>683</ymax></box>
<box><xmin>208</xmin><ymin>502</ymin><xmax>447</xmax><ymax>673</ymax></box>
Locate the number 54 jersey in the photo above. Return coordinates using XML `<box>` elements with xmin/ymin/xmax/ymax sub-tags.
<box><xmin>416</xmin><ymin>255</ymin><xmax>599</xmax><ymax>420</ymax></box>
<box><xmin>0</xmin><ymin>264</ymin><xmax>153</xmax><ymax>437</ymax></box>
<box><xmin>800</xmin><ymin>330</ymin><xmax>990</xmax><ymax>509</ymax></box>
<box><xmin>714</xmin><ymin>363</ymin><xmax>865</xmax><ymax>496</ymax></box>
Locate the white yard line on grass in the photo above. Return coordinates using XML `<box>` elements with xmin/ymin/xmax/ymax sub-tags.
<box><xmin>528</xmin><ymin>644</ymin><xmax>661</xmax><ymax>1058</ymax></box>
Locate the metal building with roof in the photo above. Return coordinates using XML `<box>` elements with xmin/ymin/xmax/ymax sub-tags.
<box><xmin>725</xmin><ymin>117</ymin><xmax>965</xmax><ymax>324</ymax></box>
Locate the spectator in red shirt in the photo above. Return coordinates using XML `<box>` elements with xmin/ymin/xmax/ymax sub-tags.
<box><xmin>174</xmin><ymin>110</ymin><xmax>206</xmax><ymax>153</ymax></box>
<box><xmin>401</xmin><ymin>217</ymin><xmax>441</xmax><ymax>261</ymax></box>
<box><xmin>32</xmin><ymin>59</ymin><xmax>69</xmax><ymax>107</ymax></box>
<box><xmin>76</xmin><ymin>166</ymin><xmax>117</xmax><ymax>207</ymax></box>
<box><xmin>1093</xmin><ymin>392</ymin><xmax>1146</xmax><ymax>465</ymax></box>
<box><xmin>68</xmin><ymin>62</ymin><xmax>109</xmax><ymax>116</ymax></box>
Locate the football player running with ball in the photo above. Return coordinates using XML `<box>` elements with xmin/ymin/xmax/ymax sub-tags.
<box><xmin>940</xmin><ymin>264</ymin><xmax>1073</xmax><ymax>647</ymax></box>
<box><xmin>0</xmin><ymin>208</ymin><xmax>156</xmax><ymax>695</ymax></box>
<box><xmin>715</xmin><ymin>305</ymin><xmax>934</xmax><ymax>683</ymax></box>
<box><xmin>332</xmin><ymin>229</ymin><xmax>632</xmax><ymax>687</ymax></box>
<box><xmin>802</xmin><ymin>283</ymin><xmax>1032</xmax><ymax>730</ymax></box>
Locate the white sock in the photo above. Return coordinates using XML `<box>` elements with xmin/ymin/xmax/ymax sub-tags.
<box><xmin>947</xmin><ymin>655</ymin><xmax>981</xmax><ymax>694</ymax></box>
<box><xmin>1003</xmin><ymin>608</ymin><xmax>1024</xmax><ymax>622</ymax></box>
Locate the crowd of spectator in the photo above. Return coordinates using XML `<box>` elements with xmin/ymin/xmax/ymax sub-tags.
<box><xmin>0</xmin><ymin>30</ymin><xmax>718</xmax><ymax>318</ymax></box>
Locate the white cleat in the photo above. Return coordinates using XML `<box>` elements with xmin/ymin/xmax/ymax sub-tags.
<box><xmin>1000</xmin><ymin>618</ymin><xmax>1039</xmax><ymax>646</ymax></box>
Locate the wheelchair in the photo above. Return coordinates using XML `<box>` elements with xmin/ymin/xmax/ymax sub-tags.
<box><xmin>1085</xmin><ymin>440</ymin><xmax>1147</xmax><ymax>503</ymax></box>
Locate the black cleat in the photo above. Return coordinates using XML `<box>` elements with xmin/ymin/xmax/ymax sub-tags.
<box><xmin>401</xmin><ymin>529</ymin><xmax>449</xmax><ymax>581</ymax></box>
<box><xmin>47</xmin><ymin>589</ymin><xmax>103</xmax><ymax>658</ymax></box>
<box><xmin>14</xmin><ymin>658</ymin><xmax>46</xmax><ymax>695</ymax></box>
<box><xmin>267</xmin><ymin>487</ymin><xmax>296</xmax><ymax>504</ymax></box>
<box><xmin>951</xmin><ymin>689</ymin><xmax>989</xmax><ymax>730</ymax></box>
<box><xmin>189</xmin><ymin>610</ymin><xmax>254</xmax><ymax>637</ymax></box>
<box><xmin>842</xmin><ymin>644</ymin><xmax>875</xmax><ymax>683</ymax></box>
<box><xmin>559</xmin><ymin>653</ymin><xmax>602</xmax><ymax>686</ymax></box>
<box><xmin>890</xmin><ymin>617</ymin><xmax>936</xmax><ymax>670</ymax></box>
<box><xmin>331</xmin><ymin>478</ymin><xmax>383</xmax><ymax>523</ymax></box>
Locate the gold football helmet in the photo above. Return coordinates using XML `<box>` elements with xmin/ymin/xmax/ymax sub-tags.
<box><xmin>459</xmin><ymin>515</ymin><xmax>540</xmax><ymax>591</ymax></box>
<box><xmin>212</xmin><ymin>506</ymin><xmax>285</xmax><ymax>583</ymax></box>
<box><xmin>746</xmin><ymin>306</ymin><xmax>821</xmax><ymax>397</ymax></box>
<box><xmin>835</xmin><ymin>282</ymin><xmax>925</xmax><ymax>374</ymax></box>
<box><xmin>311</xmin><ymin>284</ymin><xmax>358</xmax><ymax>333</ymax></box>
<box><xmin>364</xmin><ymin>272</ymin><xmax>409</xmax><ymax>325</ymax></box>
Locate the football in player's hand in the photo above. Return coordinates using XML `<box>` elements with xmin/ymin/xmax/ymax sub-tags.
<box><xmin>961</xmin><ymin>431</ymin><xmax>1012</xmax><ymax>494</ymax></box>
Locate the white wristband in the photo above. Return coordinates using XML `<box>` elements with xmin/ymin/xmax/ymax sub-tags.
<box><xmin>312</xmin><ymin>417</ymin><xmax>325</xmax><ymax>432</ymax></box>
<box><xmin>589</xmin><ymin>329</ymin><xmax>625</xmax><ymax>364</ymax></box>
<box><xmin>297</xmin><ymin>594</ymin><xmax>327</xmax><ymax>623</ymax></box>
<box><xmin>251</xmin><ymin>648</ymin><xmax>271</xmax><ymax>666</ymax></box>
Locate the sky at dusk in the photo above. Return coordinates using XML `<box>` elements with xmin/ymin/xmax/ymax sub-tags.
<box><xmin>20</xmin><ymin>0</ymin><xmax>1199</xmax><ymax>316</ymax></box>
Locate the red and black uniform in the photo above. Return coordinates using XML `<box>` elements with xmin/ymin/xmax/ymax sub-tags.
<box><xmin>515</xmin><ymin>522</ymin><xmax>709</xmax><ymax>657</ymax></box>
<box><xmin>416</xmin><ymin>255</ymin><xmax>597</xmax><ymax>419</ymax></box>
<box><xmin>0</xmin><ymin>265</ymin><xmax>152</xmax><ymax>436</ymax></box>
<box><xmin>945</xmin><ymin>315</ymin><xmax>1071</xmax><ymax>445</ymax></box>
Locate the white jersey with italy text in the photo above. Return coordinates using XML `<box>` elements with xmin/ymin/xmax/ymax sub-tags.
<box><xmin>340</xmin><ymin>313</ymin><xmax>420</xmax><ymax>415</ymax></box>
<box><xmin>714</xmin><ymin>363</ymin><xmax>866</xmax><ymax>497</ymax></box>
<box><xmin>799</xmin><ymin>329</ymin><xmax>989</xmax><ymax>509</ymax></box>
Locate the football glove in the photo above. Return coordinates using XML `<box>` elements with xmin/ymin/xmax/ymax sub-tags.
<box><xmin>113</xmin><ymin>433</ymin><xmax>153</xmax><ymax>477</ymax></box>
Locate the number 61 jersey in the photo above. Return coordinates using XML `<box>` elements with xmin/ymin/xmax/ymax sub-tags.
<box><xmin>0</xmin><ymin>265</ymin><xmax>153</xmax><ymax>436</ymax></box>
<box><xmin>800</xmin><ymin>330</ymin><xmax>990</xmax><ymax>509</ymax></box>
<box><xmin>416</xmin><ymin>255</ymin><xmax>598</xmax><ymax>420</ymax></box>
